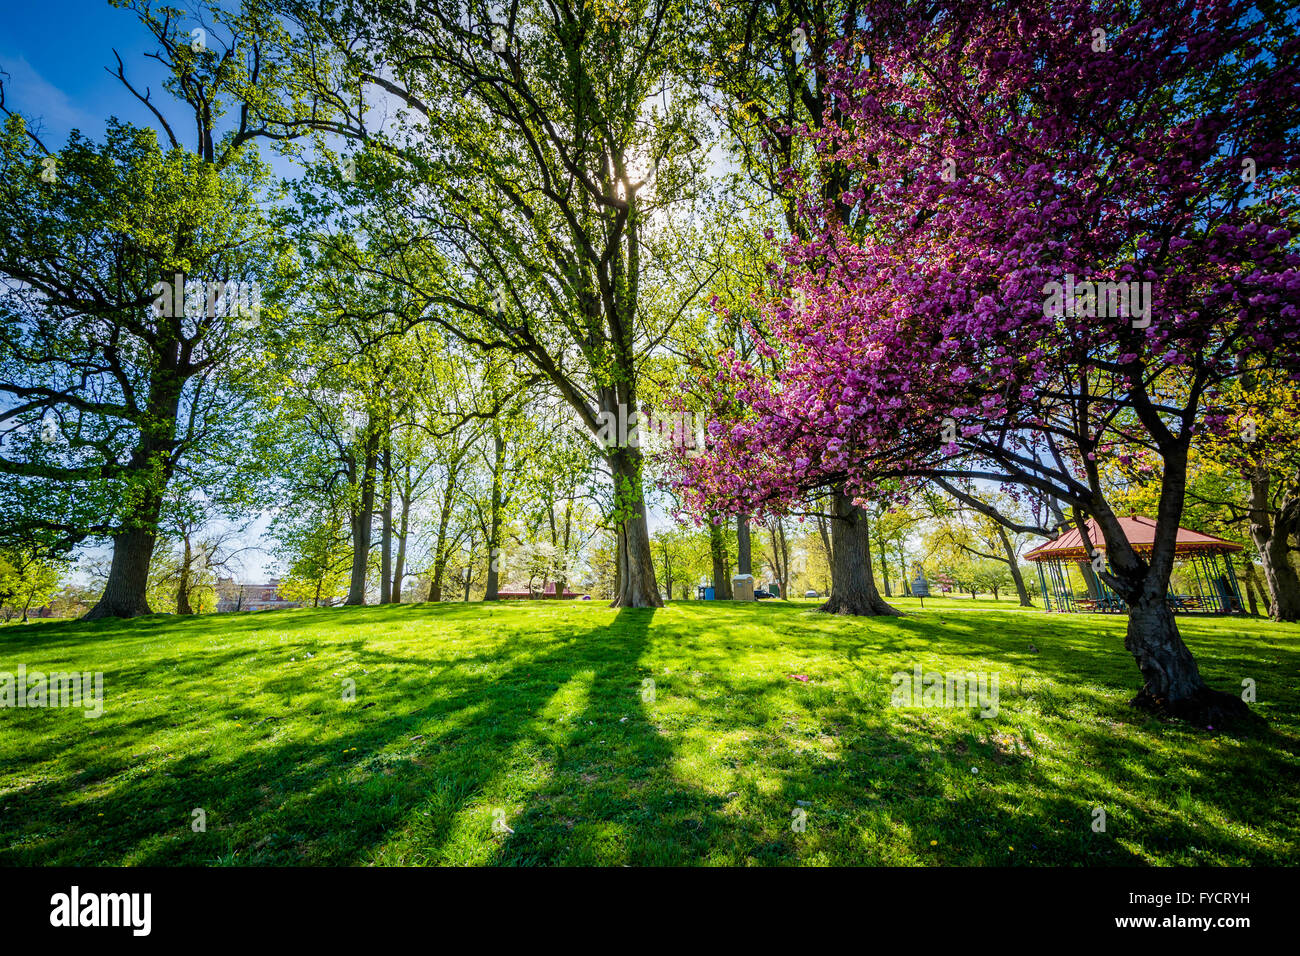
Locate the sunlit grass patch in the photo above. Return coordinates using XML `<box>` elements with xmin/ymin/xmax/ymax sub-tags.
<box><xmin>0</xmin><ymin>599</ymin><xmax>1295</xmax><ymax>865</ymax></box>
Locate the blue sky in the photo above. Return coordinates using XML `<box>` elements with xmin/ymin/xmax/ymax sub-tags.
<box><xmin>0</xmin><ymin>1</ymin><xmax>172</xmax><ymax>146</ymax></box>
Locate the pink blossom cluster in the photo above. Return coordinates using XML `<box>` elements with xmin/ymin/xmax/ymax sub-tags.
<box><xmin>676</xmin><ymin>0</ymin><xmax>1300</xmax><ymax>518</ymax></box>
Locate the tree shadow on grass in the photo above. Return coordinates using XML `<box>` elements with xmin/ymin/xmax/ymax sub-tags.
<box><xmin>474</xmin><ymin>607</ymin><xmax>745</xmax><ymax>865</ymax></box>
<box><xmin>2</xmin><ymin>606</ymin><xmax>731</xmax><ymax>866</ymax></box>
<box><xmin>3</xmin><ymin>602</ymin><xmax>1295</xmax><ymax>866</ymax></box>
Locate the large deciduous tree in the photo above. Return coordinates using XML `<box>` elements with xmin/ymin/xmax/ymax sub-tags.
<box><xmin>0</xmin><ymin>119</ymin><xmax>284</xmax><ymax>617</ymax></box>
<box><xmin>291</xmin><ymin>0</ymin><xmax>714</xmax><ymax>606</ymax></box>
<box><xmin>0</xmin><ymin>0</ymin><xmax>340</xmax><ymax>617</ymax></box>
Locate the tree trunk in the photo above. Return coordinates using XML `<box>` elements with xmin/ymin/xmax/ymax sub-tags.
<box><xmin>379</xmin><ymin>450</ymin><xmax>393</xmax><ymax>605</ymax></box>
<box><xmin>559</xmin><ymin>501</ymin><xmax>573</xmax><ymax>596</ymax></box>
<box><xmin>483</xmin><ymin>434</ymin><xmax>505</xmax><ymax>601</ymax></box>
<box><xmin>176</xmin><ymin>535</ymin><xmax>195</xmax><ymax>615</ymax></box>
<box><xmin>1090</xmin><ymin>470</ymin><xmax>1248</xmax><ymax>724</ymax></box>
<box><xmin>612</xmin><ymin>527</ymin><xmax>624</xmax><ymax>603</ymax></box>
<box><xmin>86</xmin><ymin>526</ymin><xmax>158</xmax><ymax>619</ymax></box>
<box><xmin>710</xmin><ymin>521</ymin><xmax>732</xmax><ymax>599</ymax></box>
<box><xmin>1077</xmin><ymin>559</ymin><xmax>1101</xmax><ymax>598</ymax></box>
<box><xmin>345</xmin><ymin>447</ymin><xmax>377</xmax><ymax>606</ymax></box>
<box><xmin>484</xmin><ymin>514</ymin><xmax>502</xmax><ymax>601</ymax></box>
<box><xmin>819</xmin><ymin>487</ymin><xmax>899</xmax><ymax>616</ymax></box>
<box><xmin>461</xmin><ymin>537</ymin><xmax>476</xmax><ymax>603</ymax></box>
<box><xmin>547</xmin><ymin>500</ymin><xmax>568</xmax><ymax>598</ymax></box>
<box><xmin>997</xmin><ymin>525</ymin><xmax>1034</xmax><ymax>607</ymax></box>
<box><xmin>391</xmin><ymin>479</ymin><xmax>411</xmax><ymax>604</ymax></box>
<box><xmin>737</xmin><ymin>515</ymin><xmax>752</xmax><ymax>575</ymax></box>
<box><xmin>876</xmin><ymin>533</ymin><xmax>891</xmax><ymax>597</ymax></box>
<box><xmin>1125</xmin><ymin>594</ymin><xmax>1248</xmax><ymax>724</ymax></box>
<box><xmin>608</xmin><ymin>446</ymin><xmax>662</xmax><ymax>608</ymax></box>
<box><xmin>1259</xmin><ymin>535</ymin><xmax>1300</xmax><ymax>622</ymax></box>
<box><xmin>426</xmin><ymin>469</ymin><xmax>457</xmax><ymax>602</ymax></box>
<box><xmin>1241</xmin><ymin>558</ymin><xmax>1264</xmax><ymax>617</ymax></box>
<box><xmin>767</xmin><ymin>517</ymin><xmax>790</xmax><ymax>598</ymax></box>
<box><xmin>1248</xmin><ymin>471</ymin><xmax>1300</xmax><ymax>622</ymax></box>
<box><xmin>84</xmin><ymin>371</ymin><xmax>182</xmax><ymax>619</ymax></box>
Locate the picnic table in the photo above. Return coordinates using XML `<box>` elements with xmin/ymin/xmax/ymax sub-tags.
<box><xmin>1074</xmin><ymin>594</ymin><xmax>1125</xmax><ymax>612</ymax></box>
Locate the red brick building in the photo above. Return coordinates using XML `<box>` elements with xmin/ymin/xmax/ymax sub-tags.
<box><xmin>215</xmin><ymin>577</ymin><xmax>301</xmax><ymax>613</ymax></box>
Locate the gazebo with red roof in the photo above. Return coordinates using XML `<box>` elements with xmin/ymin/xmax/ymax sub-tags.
<box><xmin>1024</xmin><ymin>516</ymin><xmax>1243</xmax><ymax>614</ymax></box>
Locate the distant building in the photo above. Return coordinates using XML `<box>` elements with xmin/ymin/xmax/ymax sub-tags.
<box><xmin>495</xmin><ymin>581</ymin><xmax>585</xmax><ymax>599</ymax></box>
<box><xmin>215</xmin><ymin>577</ymin><xmax>301</xmax><ymax>613</ymax></box>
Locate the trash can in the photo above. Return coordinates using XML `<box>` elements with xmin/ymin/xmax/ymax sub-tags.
<box><xmin>704</xmin><ymin>586</ymin><xmax>716</xmax><ymax>600</ymax></box>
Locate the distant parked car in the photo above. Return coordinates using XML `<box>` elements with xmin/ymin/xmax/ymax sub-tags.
<box><xmin>804</xmin><ymin>590</ymin><xmax>819</xmax><ymax>598</ymax></box>
<box><xmin>755</xmin><ymin>589</ymin><xmax>775</xmax><ymax>599</ymax></box>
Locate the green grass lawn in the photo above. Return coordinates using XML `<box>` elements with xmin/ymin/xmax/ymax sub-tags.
<box><xmin>1</xmin><ymin>599</ymin><xmax>1296</xmax><ymax>866</ymax></box>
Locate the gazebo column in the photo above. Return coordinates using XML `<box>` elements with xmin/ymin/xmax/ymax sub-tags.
<box><xmin>1196</xmin><ymin>553</ymin><xmax>1215</xmax><ymax>612</ymax></box>
<box><xmin>1222</xmin><ymin>552</ymin><xmax>1245</xmax><ymax>613</ymax></box>
<box><xmin>1050</xmin><ymin>560</ymin><xmax>1073</xmax><ymax>612</ymax></box>
<box><xmin>1198</xmin><ymin>552</ymin><xmax>1216</xmax><ymax>611</ymax></box>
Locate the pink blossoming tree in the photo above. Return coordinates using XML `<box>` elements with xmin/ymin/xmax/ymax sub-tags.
<box><xmin>680</xmin><ymin>0</ymin><xmax>1300</xmax><ymax>723</ymax></box>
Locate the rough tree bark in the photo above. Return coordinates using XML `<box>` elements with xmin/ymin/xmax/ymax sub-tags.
<box><xmin>379</xmin><ymin>449</ymin><xmax>393</xmax><ymax>605</ymax></box>
<box><xmin>1089</xmin><ymin>464</ymin><xmax>1249</xmax><ymax>724</ymax></box>
<box><xmin>609</xmin><ymin>445</ymin><xmax>662</xmax><ymax>608</ymax></box>
<box><xmin>176</xmin><ymin>534</ymin><xmax>195</xmax><ymax>615</ymax></box>
<box><xmin>85</xmin><ymin>370</ymin><xmax>184</xmax><ymax>619</ymax></box>
<box><xmin>709</xmin><ymin>521</ymin><xmax>733</xmax><ymax>599</ymax></box>
<box><xmin>1241</xmin><ymin>558</ymin><xmax>1266</xmax><ymax>617</ymax></box>
<box><xmin>483</xmin><ymin>433</ymin><xmax>506</xmax><ymax>602</ymax></box>
<box><xmin>1247</xmin><ymin>469</ymin><xmax>1300</xmax><ymax>622</ymax></box>
<box><xmin>819</xmin><ymin>487</ymin><xmax>899</xmax><ymax>616</ymax></box>
<box><xmin>391</xmin><ymin>479</ymin><xmax>410</xmax><ymax>604</ymax></box>
<box><xmin>876</xmin><ymin>533</ymin><xmax>892</xmax><ymax>597</ymax></box>
<box><xmin>344</xmin><ymin>444</ymin><xmax>377</xmax><ymax>606</ymax></box>
<box><xmin>996</xmin><ymin>525</ymin><xmax>1034</xmax><ymax>607</ymax></box>
<box><xmin>87</xmin><ymin>527</ymin><xmax>159</xmax><ymax>618</ymax></box>
<box><xmin>737</xmin><ymin>514</ymin><xmax>752</xmax><ymax>576</ymax></box>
